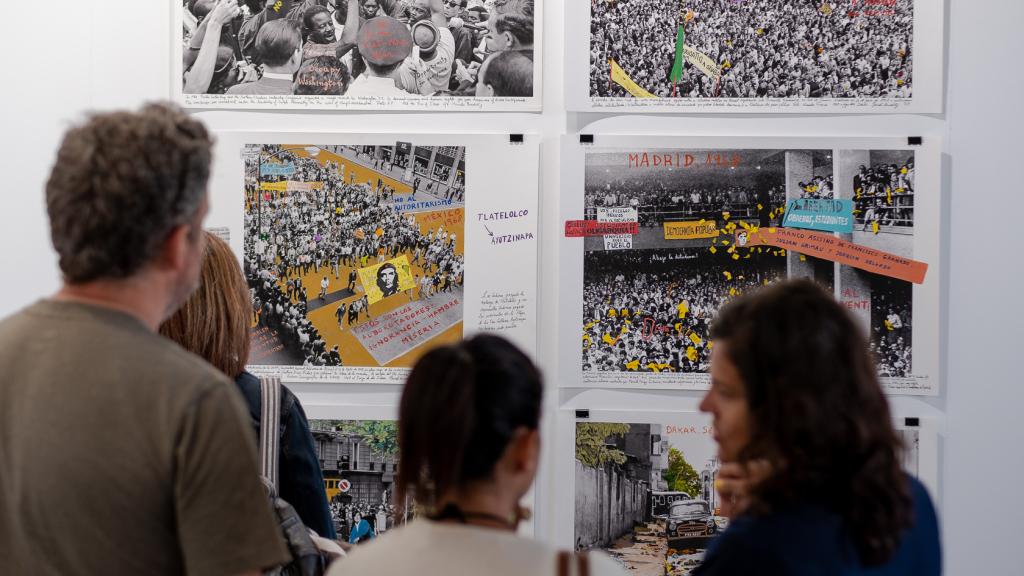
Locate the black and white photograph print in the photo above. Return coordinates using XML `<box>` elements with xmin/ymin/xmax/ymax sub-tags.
<box><xmin>309</xmin><ymin>420</ymin><xmax>404</xmax><ymax>544</ymax></box>
<box><xmin>574</xmin><ymin>417</ymin><xmax>723</xmax><ymax>576</ymax></box>
<box><xmin>582</xmin><ymin>247</ymin><xmax>786</xmax><ymax>375</ymax></box>
<box><xmin>581</xmin><ymin>149</ymin><xmax>835</xmax><ymax>382</ymax></box>
<box><xmin>850</xmin><ymin>150</ymin><xmax>915</xmax><ymax>232</ymax></box>
<box><xmin>834</xmin><ymin>149</ymin><xmax>916</xmax><ymax>380</ymax></box>
<box><xmin>244</xmin><ymin>143</ymin><xmax>466</xmax><ymax>378</ymax></box>
<box><xmin>176</xmin><ymin>0</ymin><xmax>538</xmax><ymax>109</ymax></box>
<box><xmin>590</xmin><ymin>0</ymin><xmax>914</xmax><ymax>100</ymax></box>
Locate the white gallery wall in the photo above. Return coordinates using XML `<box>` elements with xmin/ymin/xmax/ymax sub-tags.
<box><xmin>1</xmin><ymin>1</ymin><xmax>1022</xmax><ymax>573</ymax></box>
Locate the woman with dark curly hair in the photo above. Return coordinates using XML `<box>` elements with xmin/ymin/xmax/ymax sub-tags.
<box><xmin>695</xmin><ymin>279</ymin><xmax>940</xmax><ymax>575</ymax></box>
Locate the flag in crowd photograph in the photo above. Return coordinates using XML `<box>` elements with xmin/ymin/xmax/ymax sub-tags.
<box><xmin>175</xmin><ymin>0</ymin><xmax>540</xmax><ymax>110</ymax></box>
<box><xmin>559</xmin><ymin>136</ymin><xmax>941</xmax><ymax>395</ymax></box>
<box><xmin>571</xmin><ymin>413</ymin><xmax>933</xmax><ymax>576</ymax></box>
<box><xmin>569</xmin><ymin>0</ymin><xmax>944</xmax><ymax>112</ymax></box>
<box><xmin>309</xmin><ymin>420</ymin><xmax>404</xmax><ymax>544</ymax></box>
<box><xmin>244</xmin><ymin>143</ymin><xmax>466</xmax><ymax>376</ymax></box>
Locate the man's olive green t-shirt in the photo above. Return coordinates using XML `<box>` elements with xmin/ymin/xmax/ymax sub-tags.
<box><xmin>0</xmin><ymin>300</ymin><xmax>290</xmax><ymax>575</ymax></box>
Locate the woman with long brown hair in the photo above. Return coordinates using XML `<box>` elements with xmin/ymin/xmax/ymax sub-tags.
<box><xmin>695</xmin><ymin>279</ymin><xmax>940</xmax><ymax>575</ymax></box>
<box><xmin>160</xmin><ymin>232</ymin><xmax>336</xmax><ymax>541</ymax></box>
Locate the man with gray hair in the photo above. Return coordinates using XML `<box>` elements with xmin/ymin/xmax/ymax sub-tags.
<box><xmin>0</xmin><ymin>103</ymin><xmax>290</xmax><ymax>575</ymax></box>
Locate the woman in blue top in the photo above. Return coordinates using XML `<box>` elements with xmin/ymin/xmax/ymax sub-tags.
<box><xmin>160</xmin><ymin>232</ymin><xmax>336</xmax><ymax>541</ymax></box>
<box><xmin>694</xmin><ymin>279</ymin><xmax>940</xmax><ymax>575</ymax></box>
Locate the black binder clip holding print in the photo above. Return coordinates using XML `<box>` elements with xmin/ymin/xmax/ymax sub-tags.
<box><xmin>575</xmin><ymin>409</ymin><xmax>591</xmax><ymax>420</ymax></box>
<box><xmin>509</xmin><ymin>134</ymin><xmax>524</xmax><ymax>145</ymax></box>
<box><xmin>907</xmin><ymin>136</ymin><xmax>923</xmax><ymax>146</ymax></box>
<box><xmin>580</xmin><ymin>134</ymin><xmax>594</xmax><ymax>145</ymax></box>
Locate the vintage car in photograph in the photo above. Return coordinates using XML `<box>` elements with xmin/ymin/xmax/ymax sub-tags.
<box><xmin>665</xmin><ymin>499</ymin><xmax>721</xmax><ymax>551</ymax></box>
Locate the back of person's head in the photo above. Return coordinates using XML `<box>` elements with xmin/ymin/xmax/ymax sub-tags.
<box><xmin>159</xmin><ymin>232</ymin><xmax>250</xmax><ymax>378</ymax></box>
<box><xmin>708</xmin><ymin>279</ymin><xmax>911</xmax><ymax>565</ymax></box>
<box><xmin>189</xmin><ymin>0</ymin><xmax>216</xmax><ymax>19</ymax></box>
<box><xmin>466</xmin><ymin>6</ymin><xmax>488</xmax><ymax>21</ymax></box>
<box><xmin>397</xmin><ymin>334</ymin><xmax>542</xmax><ymax>511</ymax></box>
<box><xmin>256</xmin><ymin>19</ymin><xmax>302</xmax><ymax>68</ymax></box>
<box><xmin>493</xmin><ymin>11</ymin><xmax>533</xmax><ymax>47</ymax></box>
<box><xmin>294</xmin><ymin>56</ymin><xmax>350</xmax><ymax>95</ymax></box>
<box><xmin>357</xmin><ymin>16</ymin><xmax>413</xmax><ymax>77</ymax></box>
<box><xmin>302</xmin><ymin>4</ymin><xmax>331</xmax><ymax>30</ymax></box>
<box><xmin>481</xmin><ymin>49</ymin><xmax>532</xmax><ymax>97</ymax></box>
<box><xmin>46</xmin><ymin>102</ymin><xmax>212</xmax><ymax>284</ymax></box>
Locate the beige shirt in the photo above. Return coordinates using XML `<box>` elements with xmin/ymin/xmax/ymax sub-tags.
<box><xmin>345</xmin><ymin>74</ymin><xmax>414</xmax><ymax>98</ymax></box>
<box><xmin>327</xmin><ymin>520</ymin><xmax>627</xmax><ymax>576</ymax></box>
<box><xmin>0</xmin><ymin>300</ymin><xmax>290</xmax><ymax>576</ymax></box>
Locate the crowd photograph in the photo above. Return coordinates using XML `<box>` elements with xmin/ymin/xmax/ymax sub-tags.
<box><xmin>853</xmin><ymin>150</ymin><xmax>915</xmax><ymax>230</ymax></box>
<box><xmin>580</xmin><ymin>149</ymin><xmax>847</xmax><ymax>379</ymax></box>
<box><xmin>583</xmin><ymin>248</ymin><xmax>786</xmax><ymax>374</ymax></box>
<box><xmin>180</xmin><ymin>0</ymin><xmax>535</xmax><ymax>100</ymax></box>
<box><xmin>584</xmin><ymin>149</ymin><xmax>802</xmax><ymax>230</ymax></box>
<box><xmin>590</xmin><ymin>0</ymin><xmax>914</xmax><ymax>100</ymax></box>
<box><xmin>863</xmin><ymin>271</ymin><xmax>913</xmax><ymax>378</ymax></box>
<box><xmin>244</xmin><ymin>143</ymin><xmax>466</xmax><ymax>370</ymax></box>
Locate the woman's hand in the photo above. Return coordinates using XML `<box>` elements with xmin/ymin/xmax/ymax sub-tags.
<box><xmin>714</xmin><ymin>459</ymin><xmax>772</xmax><ymax>519</ymax></box>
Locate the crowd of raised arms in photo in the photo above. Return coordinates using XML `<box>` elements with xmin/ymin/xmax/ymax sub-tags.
<box><xmin>182</xmin><ymin>0</ymin><xmax>534</xmax><ymax>97</ymax></box>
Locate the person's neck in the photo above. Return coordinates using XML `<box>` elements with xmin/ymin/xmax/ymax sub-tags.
<box><xmin>438</xmin><ymin>483</ymin><xmax>520</xmax><ymax>530</ymax></box>
<box><xmin>264</xmin><ymin>65</ymin><xmax>294</xmax><ymax>77</ymax></box>
<box><xmin>54</xmin><ymin>276</ymin><xmax>168</xmax><ymax>332</ymax></box>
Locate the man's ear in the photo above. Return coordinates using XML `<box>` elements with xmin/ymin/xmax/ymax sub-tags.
<box><xmin>158</xmin><ymin>224</ymin><xmax>193</xmax><ymax>274</ymax></box>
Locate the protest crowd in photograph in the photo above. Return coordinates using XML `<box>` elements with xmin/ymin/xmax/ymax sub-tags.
<box><xmin>245</xmin><ymin>144</ymin><xmax>466</xmax><ymax>369</ymax></box>
<box><xmin>181</xmin><ymin>0</ymin><xmax>535</xmax><ymax>98</ymax></box>
<box><xmin>590</xmin><ymin>0</ymin><xmax>913</xmax><ymax>99</ymax></box>
<box><xmin>854</xmin><ymin>154</ymin><xmax>915</xmax><ymax>230</ymax></box>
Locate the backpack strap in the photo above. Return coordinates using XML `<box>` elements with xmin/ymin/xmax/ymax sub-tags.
<box><xmin>556</xmin><ymin>552</ymin><xmax>589</xmax><ymax>576</ymax></box>
<box><xmin>258</xmin><ymin>375</ymin><xmax>282</xmax><ymax>491</ymax></box>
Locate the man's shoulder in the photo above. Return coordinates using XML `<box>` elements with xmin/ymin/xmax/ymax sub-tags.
<box><xmin>0</xmin><ymin>300</ymin><xmax>230</xmax><ymax>396</ymax></box>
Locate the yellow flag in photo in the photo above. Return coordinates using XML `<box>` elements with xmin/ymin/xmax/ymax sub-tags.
<box><xmin>686</xmin><ymin>346</ymin><xmax>698</xmax><ymax>362</ymax></box>
<box><xmin>610</xmin><ymin>59</ymin><xmax>658</xmax><ymax>99</ymax></box>
<box><xmin>688</xmin><ymin>332</ymin><xmax>703</xmax><ymax>346</ymax></box>
<box><xmin>357</xmin><ymin>255</ymin><xmax>416</xmax><ymax>305</ymax></box>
